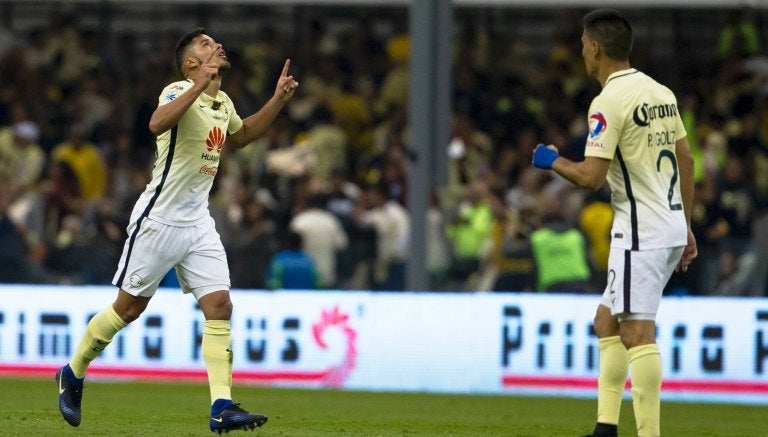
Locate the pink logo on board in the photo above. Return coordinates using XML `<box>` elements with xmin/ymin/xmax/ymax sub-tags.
<box><xmin>312</xmin><ymin>306</ymin><xmax>357</xmax><ymax>388</ymax></box>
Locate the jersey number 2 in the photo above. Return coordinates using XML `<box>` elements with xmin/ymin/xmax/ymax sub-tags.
<box><xmin>656</xmin><ymin>150</ymin><xmax>682</xmax><ymax>211</ymax></box>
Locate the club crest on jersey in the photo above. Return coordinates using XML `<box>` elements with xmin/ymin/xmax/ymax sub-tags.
<box><xmin>206</xmin><ymin>126</ymin><xmax>225</xmax><ymax>153</ymax></box>
<box><xmin>589</xmin><ymin>112</ymin><xmax>607</xmax><ymax>138</ymax></box>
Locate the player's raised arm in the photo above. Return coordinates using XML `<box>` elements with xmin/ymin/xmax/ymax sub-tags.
<box><xmin>148</xmin><ymin>46</ymin><xmax>221</xmax><ymax>135</ymax></box>
<box><xmin>228</xmin><ymin>59</ymin><xmax>299</xmax><ymax>148</ymax></box>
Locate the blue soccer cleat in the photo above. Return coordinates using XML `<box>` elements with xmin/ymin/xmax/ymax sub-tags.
<box><xmin>209</xmin><ymin>399</ymin><xmax>268</xmax><ymax>434</ymax></box>
<box><xmin>55</xmin><ymin>364</ymin><xmax>84</xmax><ymax>427</ymax></box>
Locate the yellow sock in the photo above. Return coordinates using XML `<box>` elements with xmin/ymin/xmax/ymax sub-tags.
<box><xmin>69</xmin><ymin>305</ymin><xmax>127</xmax><ymax>378</ymax></box>
<box><xmin>203</xmin><ymin>320</ymin><xmax>233</xmax><ymax>404</ymax></box>
<box><xmin>629</xmin><ymin>344</ymin><xmax>662</xmax><ymax>437</ymax></box>
<box><xmin>596</xmin><ymin>336</ymin><xmax>628</xmax><ymax>425</ymax></box>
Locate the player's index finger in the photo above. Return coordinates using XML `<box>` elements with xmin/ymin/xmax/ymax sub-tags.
<box><xmin>281</xmin><ymin>59</ymin><xmax>291</xmax><ymax>77</ymax></box>
<box><xmin>205</xmin><ymin>46</ymin><xmax>220</xmax><ymax>63</ymax></box>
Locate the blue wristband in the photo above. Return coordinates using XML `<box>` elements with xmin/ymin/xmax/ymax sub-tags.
<box><xmin>533</xmin><ymin>144</ymin><xmax>559</xmax><ymax>169</ymax></box>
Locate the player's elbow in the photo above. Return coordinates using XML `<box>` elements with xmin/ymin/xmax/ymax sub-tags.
<box><xmin>148</xmin><ymin>118</ymin><xmax>167</xmax><ymax>136</ymax></box>
<box><xmin>228</xmin><ymin>128</ymin><xmax>254</xmax><ymax>149</ymax></box>
<box><xmin>584</xmin><ymin>175</ymin><xmax>606</xmax><ymax>191</ymax></box>
<box><xmin>228</xmin><ymin>135</ymin><xmax>248</xmax><ymax>149</ymax></box>
<box><xmin>678</xmin><ymin>147</ymin><xmax>694</xmax><ymax>170</ymax></box>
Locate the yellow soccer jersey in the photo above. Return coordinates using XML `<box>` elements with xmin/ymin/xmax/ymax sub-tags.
<box><xmin>584</xmin><ymin>69</ymin><xmax>688</xmax><ymax>250</ymax></box>
<box><xmin>131</xmin><ymin>80</ymin><xmax>243</xmax><ymax>226</ymax></box>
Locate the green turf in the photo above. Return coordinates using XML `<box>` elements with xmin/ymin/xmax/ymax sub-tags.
<box><xmin>2</xmin><ymin>377</ymin><xmax>765</xmax><ymax>436</ymax></box>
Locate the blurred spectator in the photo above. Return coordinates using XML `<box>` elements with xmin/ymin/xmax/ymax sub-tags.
<box><xmin>698</xmin><ymin>113</ymin><xmax>728</xmax><ymax>179</ymax></box>
<box><xmin>267</xmin><ymin>230</ymin><xmax>318</xmax><ymax>290</ymax></box>
<box><xmin>104</xmin><ymin>131</ymin><xmax>150</xmax><ymax>212</ymax></box>
<box><xmin>39</xmin><ymin>160</ymin><xmax>82</xmax><ymax>245</ymax></box>
<box><xmin>373</xmin><ymin>34</ymin><xmax>409</xmax><ymax>116</ymax></box>
<box><xmin>0</xmin><ymin>188</ymin><xmax>55</xmax><ymax>284</ymax></box>
<box><xmin>690</xmin><ymin>180</ymin><xmax>723</xmax><ymax>294</ymax></box>
<box><xmin>76</xmin><ymin>199</ymin><xmax>125</xmax><ymax>284</ymax></box>
<box><xmin>325</xmin><ymin>167</ymin><xmax>360</xmax><ymax>219</ymax></box>
<box><xmin>367</xmin><ymin>103</ymin><xmax>408</xmax><ymax>182</ymax></box>
<box><xmin>291</xmin><ymin>55</ymin><xmax>342</xmax><ymax>123</ymax></box>
<box><xmin>73</xmin><ymin>76</ymin><xmax>114</xmax><ymax>139</ymax></box>
<box><xmin>229</xmin><ymin>117</ymin><xmax>292</xmax><ymax>196</ymax></box>
<box><xmin>289</xmin><ymin>193</ymin><xmax>349</xmax><ymax>289</ymax></box>
<box><xmin>477</xmin><ymin>200</ymin><xmax>535</xmax><ymax>292</ymax></box>
<box><xmin>530</xmin><ymin>208</ymin><xmax>592</xmax><ymax>293</ymax></box>
<box><xmin>226</xmin><ymin>199</ymin><xmax>278</xmax><ymax>290</ymax></box>
<box><xmin>711</xmin><ymin>154</ymin><xmax>759</xmax><ymax>295</ymax></box>
<box><xmin>43</xmin><ymin>213</ymin><xmax>85</xmax><ymax>281</ymax></box>
<box><xmin>445</xmin><ymin>179</ymin><xmax>494</xmax><ymax>290</ymax></box>
<box><xmin>0</xmin><ymin>209</ymin><xmax>35</xmax><ymax>283</ymax></box>
<box><xmin>0</xmin><ymin>121</ymin><xmax>47</xmax><ymax>260</ymax></box>
<box><xmin>447</xmin><ymin>111</ymin><xmax>493</xmax><ymax>191</ymax></box>
<box><xmin>11</xmin><ymin>121</ymin><xmax>47</xmax><ymax>187</ymax></box>
<box><xmin>680</xmin><ymin>93</ymin><xmax>706</xmax><ymax>184</ymax></box>
<box><xmin>51</xmin><ymin>123</ymin><xmax>107</xmax><ymax>201</ymax></box>
<box><xmin>326</xmin><ymin>172</ymin><xmax>371</xmax><ymax>290</ymax></box>
<box><xmin>357</xmin><ymin>182</ymin><xmax>410</xmax><ymax>291</ymax></box>
<box><xmin>330</xmin><ymin>80</ymin><xmax>373</xmax><ymax>157</ymax></box>
<box><xmin>307</xmin><ymin>104</ymin><xmax>348</xmax><ymax>182</ymax></box>
<box><xmin>579</xmin><ymin>188</ymin><xmax>613</xmax><ymax>290</ymax></box>
<box><xmin>369</xmin><ymin>141</ymin><xmax>410</xmax><ymax>206</ymax></box>
<box><xmin>0</xmin><ymin>121</ymin><xmax>46</xmax><ymax>220</ymax></box>
<box><xmin>716</xmin><ymin>8</ymin><xmax>762</xmax><ymax>61</ymax></box>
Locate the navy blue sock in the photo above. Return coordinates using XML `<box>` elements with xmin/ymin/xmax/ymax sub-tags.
<box><xmin>63</xmin><ymin>364</ymin><xmax>84</xmax><ymax>384</ymax></box>
<box><xmin>211</xmin><ymin>398</ymin><xmax>234</xmax><ymax>416</ymax></box>
<box><xmin>592</xmin><ymin>422</ymin><xmax>618</xmax><ymax>437</ymax></box>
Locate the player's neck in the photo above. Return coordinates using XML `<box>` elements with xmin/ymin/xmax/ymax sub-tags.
<box><xmin>203</xmin><ymin>77</ymin><xmax>222</xmax><ymax>98</ymax></box>
<box><xmin>597</xmin><ymin>60</ymin><xmax>631</xmax><ymax>87</ymax></box>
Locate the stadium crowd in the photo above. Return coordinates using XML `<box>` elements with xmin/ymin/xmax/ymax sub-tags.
<box><xmin>0</xmin><ymin>6</ymin><xmax>766</xmax><ymax>295</ymax></box>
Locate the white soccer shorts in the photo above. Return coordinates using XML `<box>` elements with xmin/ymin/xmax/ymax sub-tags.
<box><xmin>112</xmin><ymin>216</ymin><xmax>230</xmax><ymax>300</ymax></box>
<box><xmin>600</xmin><ymin>246</ymin><xmax>685</xmax><ymax>320</ymax></box>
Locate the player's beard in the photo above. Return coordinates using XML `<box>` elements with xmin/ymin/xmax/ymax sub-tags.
<box><xmin>217</xmin><ymin>60</ymin><xmax>231</xmax><ymax>74</ymax></box>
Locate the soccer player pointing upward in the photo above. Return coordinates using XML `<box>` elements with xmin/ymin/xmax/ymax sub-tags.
<box><xmin>55</xmin><ymin>28</ymin><xmax>298</xmax><ymax>433</ymax></box>
<box><xmin>532</xmin><ymin>9</ymin><xmax>697</xmax><ymax>437</ymax></box>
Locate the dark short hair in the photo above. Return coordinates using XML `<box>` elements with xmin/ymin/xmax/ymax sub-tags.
<box><xmin>583</xmin><ymin>9</ymin><xmax>633</xmax><ymax>61</ymax></box>
<box><xmin>174</xmin><ymin>27</ymin><xmax>207</xmax><ymax>77</ymax></box>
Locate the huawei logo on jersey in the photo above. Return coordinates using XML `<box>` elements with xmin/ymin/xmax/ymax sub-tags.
<box><xmin>206</xmin><ymin>126</ymin><xmax>225</xmax><ymax>153</ymax></box>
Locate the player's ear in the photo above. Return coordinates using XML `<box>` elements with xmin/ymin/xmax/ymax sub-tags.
<box><xmin>592</xmin><ymin>40</ymin><xmax>602</xmax><ymax>57</ymax></box>
<box><xmin>184</xmin><ymin>57</ymin><xmax>198</xmax><ymax>69</ymax></box>
<box><xmin>181</xmin><ymin>57</ymin><xmax>197</xmax><ymax>77</ymax></box>
<box><xmin>584</xmin><ymin>40</ymin><xmax>598</xmax><ymax>60</ymax></box>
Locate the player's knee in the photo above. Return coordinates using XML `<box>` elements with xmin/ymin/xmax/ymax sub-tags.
<box><xmin>118</xmin><ymin>306</ymin><xmax>145</xmax><ymax>324</ymax></box>
<box><xmin>200</xmin><ymin>294</ymin><xmax>232</xmax><ymax>320</ymax></box>
<box><xmin>211</xmin><ymin>299</ymin><xmax>233</xmax><ymax>320</ymax></box>
<box><xmin>114</xmin><ymin>300</ymin><xmax>148</xmax><ymax>324</ymax></box>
